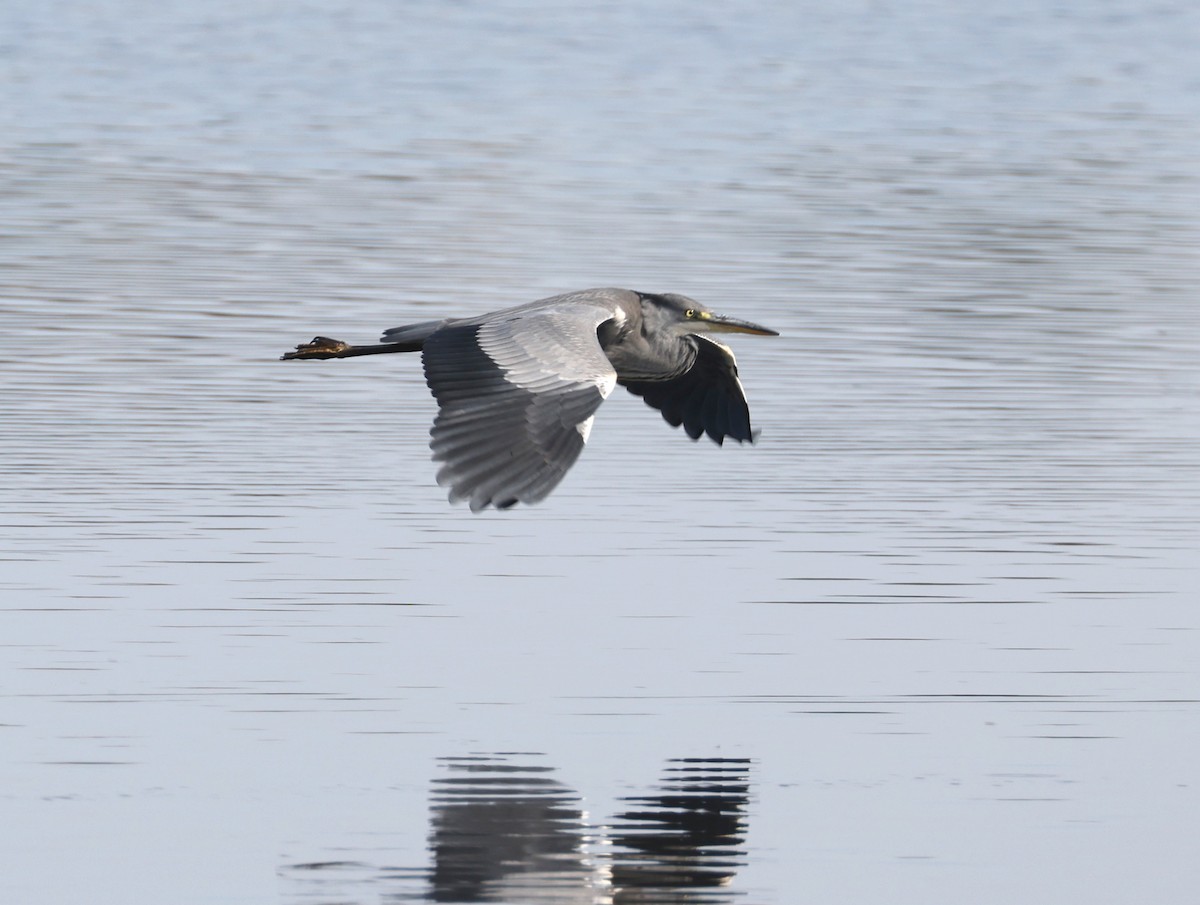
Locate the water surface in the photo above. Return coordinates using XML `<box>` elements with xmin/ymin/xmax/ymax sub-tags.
<box><xmin>2</xmin><ymin>2</ymin><xmax>1198</xmax><ymax>903</ymax></box>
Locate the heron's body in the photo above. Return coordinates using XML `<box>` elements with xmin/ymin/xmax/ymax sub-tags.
<box><xmin>282</xmin><ymin>287</ymin><xmax>777</xmax><ymax>511</ymax></box>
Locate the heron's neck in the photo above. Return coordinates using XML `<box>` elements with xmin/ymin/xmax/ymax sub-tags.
<box><xmin>604</xmin><ymin>330</ymin><xmax>696</xmax><ymax>382</ymax></box>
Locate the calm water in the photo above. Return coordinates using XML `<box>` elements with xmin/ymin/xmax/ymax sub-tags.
<box><xmin>2</xmin><ymin>2</ymin><xmax>1199</xmax><ymax>903</ymax></box>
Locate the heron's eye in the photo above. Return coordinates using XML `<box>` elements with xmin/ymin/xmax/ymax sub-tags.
<box><xmin>685</xmin><ymin>309</ymin><xmax>696</xmax><ymax>318</ymax></box>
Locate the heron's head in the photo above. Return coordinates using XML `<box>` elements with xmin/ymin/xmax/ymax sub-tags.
<box><xmin>642</xmin><ymin>293</ymin><xmax>779</xmax><ymax>339</ymax></box>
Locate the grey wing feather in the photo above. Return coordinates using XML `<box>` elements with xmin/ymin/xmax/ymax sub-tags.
<box><xmin>620</xmin><ymin>335</ymin><xmax>756</xmax><ymax>445</ymax></box>
<box><xmin>421</xmin><ymin>299</ymin><xmax>619</xmax><ymax>511</ymax></box>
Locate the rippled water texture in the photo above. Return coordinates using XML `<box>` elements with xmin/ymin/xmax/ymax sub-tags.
<box><xmin>2</xmin><ymin>2</ymin><xmax>1198</xmax><ymax>903</ymax></box>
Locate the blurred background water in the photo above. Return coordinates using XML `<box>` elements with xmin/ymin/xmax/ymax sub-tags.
<box><xmin>1</xmin><ymin>1</ymin><xmax>1198</xmax><ymax>903</ymax></box>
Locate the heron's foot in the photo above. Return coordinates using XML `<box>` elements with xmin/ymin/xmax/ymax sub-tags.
<box><xmin>281</xmin><ymin>336</ymin><xmax>353</xmax><ymax>360</ymax></box>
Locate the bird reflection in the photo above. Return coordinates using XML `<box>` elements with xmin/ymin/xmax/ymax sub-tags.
<box><xmin>415</xmin><ymin>754</ymin><xmax>750</xmax><ymax>904</ymax></box>
<box><xmin>608</xmin><ymin>758</ymin><xmax>750</xmax><ymax>901</ymax></box>
<box><xmin>424</xmin><ymin>756</ymin><xmax>597</xmax><ymax>903</ymax></box>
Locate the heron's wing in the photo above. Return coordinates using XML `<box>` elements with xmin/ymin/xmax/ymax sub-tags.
<box><xmin>620</xmin><ymin>335</ymin><xmax>756</xmax><ymax>445</ymax></box>
<box><xmin>422</xmin><ymin>304</ymin><xmax>619</xmax><ymax>511</ymax></box>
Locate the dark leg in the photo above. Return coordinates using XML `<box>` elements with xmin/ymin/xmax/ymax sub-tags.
<box><xmin>280</xmin><ymin>336</ymin><xmax>422</xmax><ymax>360</ymax></box>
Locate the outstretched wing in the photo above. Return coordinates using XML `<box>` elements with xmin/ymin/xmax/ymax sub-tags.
<box><xmin>422</xmin><ymin>302</ymin><xmax>620</xmax><ymax>511</ymax></box>
<box><xmin>620</xmin><ymin>335</ymin><xmax>756</xmax><ymax>445</ymax></box>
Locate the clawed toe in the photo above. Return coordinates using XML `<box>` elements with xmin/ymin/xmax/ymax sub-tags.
<box><xmin>281</xmin><ymin>337</ymin><xmax>352</xmax><ymax>360</ymax></box>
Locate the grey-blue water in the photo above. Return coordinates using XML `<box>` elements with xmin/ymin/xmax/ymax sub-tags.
<box><xmin>2</xmin><ymin>2</ymin><xmax>1198</xmax><ymax>902</ymax></box>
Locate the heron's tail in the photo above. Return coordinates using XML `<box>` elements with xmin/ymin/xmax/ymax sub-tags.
<box><xmin>380</xmin><ymin>319</ymin><xmax>452</xmax><ymax>345</ymax></box>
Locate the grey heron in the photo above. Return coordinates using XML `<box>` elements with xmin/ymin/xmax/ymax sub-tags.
<box><xmin>281</xmin><ymin>287</ymin><xmax>778</xmax><ymax>511</ymax></box>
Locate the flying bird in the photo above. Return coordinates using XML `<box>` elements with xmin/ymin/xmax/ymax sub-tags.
<box><xmin>281</xmin><ymin>287</ymin><xmax>777</xmax><ymax>511</ymax></box>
